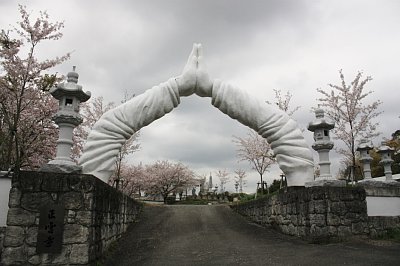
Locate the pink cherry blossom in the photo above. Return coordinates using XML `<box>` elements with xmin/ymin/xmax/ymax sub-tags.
<box><xmin>0</xmin><ymin>5</ymin><xmax>69</xmax><ymax>173</ymax></box>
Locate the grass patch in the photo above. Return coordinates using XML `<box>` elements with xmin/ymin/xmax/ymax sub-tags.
<box><xmin>383</xmin><ymin>228</ymin><xmax>400</xmax><ymax>242</ymax></box>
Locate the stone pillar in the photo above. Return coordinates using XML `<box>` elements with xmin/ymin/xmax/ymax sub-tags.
<box><xmin>377</xmin><ymin>142</ymin><xmax>395</xmax><ymax>181</ymax></box>
<box><xmin>357</xmin><ymin>139</ymin><xmax>374</xmax><ymax>180</ymax></box>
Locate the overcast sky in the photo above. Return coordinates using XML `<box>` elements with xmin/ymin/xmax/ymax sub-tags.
<box><xmin>1</xmin><ymin>0</ymin><xmax>399</xmax><ymax>192</ymax></box>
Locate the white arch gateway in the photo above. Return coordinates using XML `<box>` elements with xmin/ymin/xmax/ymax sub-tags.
<box><xmin>79</xmin><ymin>44</ymin><xmax>314</xmax><ymax>186</ymax></box>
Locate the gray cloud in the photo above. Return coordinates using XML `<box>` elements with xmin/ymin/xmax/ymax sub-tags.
<box><xmin>2</xmin><ymin>0</ymin><xmax>399</xmax><ymax>192</ymax></box>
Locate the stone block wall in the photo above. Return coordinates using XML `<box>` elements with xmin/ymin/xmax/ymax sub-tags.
<box><xmin>0</xmin><ymin>227</ymin><xmax>5</xmax><ymax>259</ymax></box>
<box><xmin>232</xmin><ymin>186</ymin><xmax>400</xmax><ymax>242</ymax></box>
<box><xmin>1</xmin><ymin>171</ymin><xmax>142</xmax><ymax>265</ymax></box>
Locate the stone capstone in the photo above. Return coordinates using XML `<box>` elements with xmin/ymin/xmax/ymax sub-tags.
<box><xmin>305</xmin><ymin>180</ymin><xmax>346</xmax><ymax>188</ymax></box>
<box><xmin>39</xmin><ymin>163</ymin><xmax>82</xmax><ymax>174</ymax></box>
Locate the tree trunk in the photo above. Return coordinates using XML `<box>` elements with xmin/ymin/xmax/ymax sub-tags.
<box><xmin>163</xmin><ymin>194</ymin><xmax>168</xmax><ymax>204</ymax></box>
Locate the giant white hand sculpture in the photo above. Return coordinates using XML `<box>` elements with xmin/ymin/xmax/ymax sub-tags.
<box><xmin>79</xmin><ymin>44</ymin><xmax>199</xmax><ymax>181</ymax></box>
<box><xmin>175</xmin><ymin>44</ymin><xmax>199</xmax><ymax>97</ymax></box>
<box><xmin>79</xmin><ymin>44</ymin><xmax>314</xmax><ymax>186</ymax></box>
<box><xmin>194</xmin><ymin>44</ymin><xmax>213</xmax><ymax>97</ymax></box>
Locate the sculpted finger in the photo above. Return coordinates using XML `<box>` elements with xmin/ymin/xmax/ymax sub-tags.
<box><xmin>197</xmin><ymin>43</ymin><xmax>209</xmax><ymax>73</ymax></box>
<box><xmin>184</xmin><ymin>43</ymin><xmax>198</xmax><ymax>72</ymax></box>
<box><xmin>177</xmin><ymin>44</ymin><xmax>198</xmax><ymax>97</ymax></box>
<box><xmin>195</xmin><ymin>44</ymin><xmax>213</xmax><ymax>97</ymax></box>
<box><xmin>197</xmin><ymin>43</ymin><xmax>203</xmax><ymax>59</ymax></box>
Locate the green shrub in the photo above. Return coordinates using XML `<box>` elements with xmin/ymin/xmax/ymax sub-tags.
<box><xmin>385</xmin><ymin>228</ymin><xmax>400</xmax><ymax>242</ymax></box>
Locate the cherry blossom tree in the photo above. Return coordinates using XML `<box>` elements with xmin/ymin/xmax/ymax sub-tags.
<box><xmin>143</xmin><ymin>160</ymin><xmax>195</xmax><ymax>203</ymax></box>
<box><xmin>113</xmin><ymin>135</ymin><xmax>140</xmax><ymax>186</ymax></box>
<box><xmin>0</xmin><ymin>5</ymin><xmax>70</xmax><ymax>173</ymax></box>
<box><xmin>216</xmin><ymin>169</ymin><xmax>230</xmax><ymax>193</ymax></box>
<box><xmin>317</xmin><ymin>70</ymin><xmax>382</xmax><ymax>182</ymax></box>
<box><xmin>234</xmin><ymin>169</ymin><xmax>247</xmax><ymax>193</ymax></box>
<box><xmin>233</xmin><ymin>130</ymin><xmax>275</xmax><ymax>194</ymax></box>
<box><xmin>111</xmin><ymin>163</ymin><xmax>145</xmax><ymax>198</ymax></box>
<box><xmin>266</xmin><ymin>89</ymin><xmax>301</xmax><ymax>116</ymax></box>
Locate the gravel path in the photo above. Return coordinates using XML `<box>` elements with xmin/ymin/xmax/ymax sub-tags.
<box><xmin>103</xmin><ymin>205</ymin><xmax>400</xmax><ymax>266</ymax></box>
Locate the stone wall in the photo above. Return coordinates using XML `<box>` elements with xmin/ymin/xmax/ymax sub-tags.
<box><xmin>231</xmin><ymin>186</ymin><xmax>400</xmax><ymax>242</ymax></box>
<box><xmin>0</xmin><ymin>227</ymin><xmax>5</xmax><ymax>259</ymax></box>
<box><xmin>1</xmin><ymin>171</ymin><xmax>142</xmax><ymax>265</ymax></box>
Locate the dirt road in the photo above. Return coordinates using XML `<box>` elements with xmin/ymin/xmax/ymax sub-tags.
<box><xmin>103</xmin><ymin>205</ymin><xmax>400</xmax><ymax>265</ymax></box>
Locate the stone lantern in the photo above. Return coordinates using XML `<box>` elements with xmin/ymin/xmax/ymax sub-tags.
<box><xmin>43</xmin><ymin>67</ymin><xmax>91</xmax><ymax>172</ymax></box>
<box><xmin>307</xmin><ymin>107</ymin><xmax>335</xmax><ymax>181</ymax></box>
<box><xmin>357</xmin><ymin>139</ymin><xmax>374</xmax><ymax>180</ymax></box>
<box><xmin>377</xmin><ymin>141</ymin><xmax>395</xmax><ymax>181</ymax></box>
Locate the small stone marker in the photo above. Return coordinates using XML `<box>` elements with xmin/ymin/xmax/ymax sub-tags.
<box><xmin>36</xmin><ymin>203</ymin><xmax>65</xmax><ymax>254</ymax></box>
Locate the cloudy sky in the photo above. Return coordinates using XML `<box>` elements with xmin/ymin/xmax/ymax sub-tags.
<box><xmin>1</xmin><ymin>0</ymin><xmax>399</xmax><ymax>192</ymax></box>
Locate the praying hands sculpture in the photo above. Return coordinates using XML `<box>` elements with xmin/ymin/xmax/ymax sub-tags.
<box><xmin>79</xmin><ymin>44</ymin><xmax>314</xmax><ymax>186</ymax></box>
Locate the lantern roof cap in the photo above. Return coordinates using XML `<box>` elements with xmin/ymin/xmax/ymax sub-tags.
<box><xmin>377</xmin><ymin>141</ymin><xmax>394</xmax><ymax>154</ymax></box>
<box><xmin>357</xmin><ymin>139</ymin><xmax>374</xmax><ymax>151</ymax></box>
<box><xmin>68</xmin><ymin>66</ymin><xmax>79</xmax><ymax>83</ymax></box>
<box><xmin>50</xmin><ymin>66</ymin><xmax>91</xmax><ymax>102</ymax></box>
<box><xmin>307</xmin><ymin>107</ymin><xmax>334</xmax><ymax>132</ymax></box>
